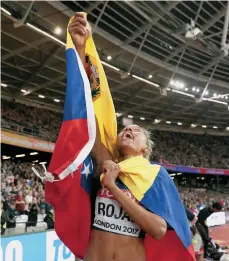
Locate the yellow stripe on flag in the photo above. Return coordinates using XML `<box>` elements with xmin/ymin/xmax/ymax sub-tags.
<box><xmin>66</xmin><ymin>13</ymin><xmax>117</xmax><ymax>158</ymax></box>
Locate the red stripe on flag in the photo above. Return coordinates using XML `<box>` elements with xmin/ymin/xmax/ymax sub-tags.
<box><xmin>145</xmin><ymin>231</ymin><xmax>195</xmax><ymax>261</ymax></box>
<box><xmin>49</xmin><ymin>119</ymin><xmax>89</xmax><ymax>175</ymax></box>
<box><xmin>45</xmin><ymin>168</ymin><xmax>91</xmax><ymax>258</ymax></box>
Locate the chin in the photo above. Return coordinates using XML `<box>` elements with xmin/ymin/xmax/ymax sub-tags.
<box><xmin>118</xmin><ymin>144</ymin><xmax>135</xmax><ymax>157</ymax></box>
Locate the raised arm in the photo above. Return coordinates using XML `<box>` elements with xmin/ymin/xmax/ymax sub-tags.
<box><xmin>68</xmin><ymin>13</ymin><xmax>113</xmax><ymax>169</ymax></box>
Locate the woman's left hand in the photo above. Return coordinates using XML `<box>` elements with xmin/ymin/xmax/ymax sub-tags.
<box><xmin>102</xmin><ymin>160</ymin><xmax>120</xmax><ymax>190</ymax></box>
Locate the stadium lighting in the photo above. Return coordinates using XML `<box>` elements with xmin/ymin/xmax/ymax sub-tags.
<box><xmin>148</xmin><ymin>74</ymin><xmax>153</xmax><ymax>79</ymax></box>
<box><xmin>32</xmin><ymin>160</ymin><xmax>39</xmax><ymax>163</ymax></box>
<box><xmin>192</xmin><ymin>87</ymin><xmax>196</xmax><ymax>92</ymax></box>
<box><xmin>170</xmin><ymin>80</ymin><xmax>175</xmax><ymax>86</ymax></box>
<box><xmin>185</xmin><ymin>88</ymin><xmax>188</xmax><ymax>91</ymax></box>
<box><xmin>213</xmin><ymin>93</ymin><xmax>217</xmax><ymax>97</ymax></box>
<box><xmin>177</xmin><ymin>173</ymin><xmax>182</xmax><ymax>175</ymax></box>
<box><xmin>177</xmin><ymin>81</ymin><xmax>184</xmax><ymax>89</ymax></box>
<box><xmin>154</xmin><ymin>119</ymin><xmax>161</xmax><ymax>124</ymax></box>
<box><xmin>21</xmin><ymin>89</ymin><xmax>27</xmax><ymax>93</ymax></box>
<box><xmin>1</xmin><ymin>83</ymin><xmax>7</xmax><ymax>87</ymax></box>
<box><xmin>213</xmin><ymin>126</ymin><xmax>218</xmax><ymax>129</ymax></box>
<box><xmin>226</xmin><ymin>127</ymin><xmax>229</xmax><ymax>131</ymax></box>
<box><xmin>191</xmin><ymin>124</ymin><xmax>197</xmax><ymax>128</ymax></box>
<box><xmin>107</xmin><ymin>55</ymin><xmax>112</xmax><ymax>61</ymax></box>
<box><xmin>54</xmin><ymin>99</ymin><xmax>60</xmax><ymax>102</ymax></box>
<box><xmin>38</xmin><ymin>95</ymin><xmax>45</xmax><ymax>98</ymax></box>
<box><xmin>30</xmin><ymin>152</ymin><xmax>38</xmax><ymax>155</ymax></box>
<box><xmin>132</xmin><ymin>75</ymin><xmax>159</xmax><ymax>87</ymax></box>
<box><xmin>39</xmin><ymin>162</ymin><xmax>47</xmax><ymax>165</ymax></box>
<box><xmin>101</xmin><ymin>61</ymin><xmax>120</xmax><ymax>72</ymax></box>
<box><xmin>177</xmin><ymin>122</ymin><xmax>182</xmax><ymax>126</ymax></box>
<box><xmin>172</xmin><ymin>90</ymin><xmax>195</xmax><ymax>98</ymax></box>
<box><xmin>2</xmin><ymin>156</ymin><xmax>11</xmax><ymax>160</ymax></box>
<box><xmin>170</xmin><ymin>174</ymin><xmax>176</xmax><ymax>177</ymax></box>
<box><xmin>1</xmin><ymin>7</ymin><xmax>11</xmax><ymax>16</ymax></box>
<box><xmin>128</xmin><ymin>115</ymin><xmax>133</xmax><ymax>118</ymax></box>
<box><xmin>166</xmin><ymin>121</ymin><xmax>171</xmax><ymax>124</ymax></box>
<box><xmin>204</xmin><ymin>90</ymin><xmax>209</xmax><ymax>95</ymax></box>
<box><xmin>202</xmin><ymin>125</ymin><xmax>207</xmax><ymax>128</ymax></box>
<box><xmin>54</xmin><ymin>26</ymin><xmax>62</xmax><ymax>35</ymax></box>
<box><xmin>170</xmin><ymin>80</ymin><xmax>184</xmax><ymax>89</ymax></box>
<box><xmin>26</xmin><ymin>23</ymin><xmax>66</xmax><ymax>46</ymax></box>
<box><xmin>140</xmin><ymin>117</ymin><xmax>145</xmax><ymax>120</ymax></box>
<box><xmin>16</xmin><ymin>154</ymin><xmax>25</xmax><ymax>158</ymax></box>
<box><xmin>203</xmin><ymin>98</ymin><xmax>227</xmax><ymax>105</ymax></box>
<box><xmin>225</xmin><ymin>96</ymin><xmax>228</xmax><ymax>100</ymax></box>
<box><xmin>196</xmin><ymin>88</ymin><xmax>200</xmax><ymax>93</ymax></box>
<box><xmin>116</xmin><ymin>112</ymin><xmax>122</xmax><ymax>117</ymax></box>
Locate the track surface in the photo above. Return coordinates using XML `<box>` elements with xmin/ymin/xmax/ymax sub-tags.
<box><xmin>210</xmin><ymin>224</ymin><xmax>229</xmax><ymax>252</ymax></box>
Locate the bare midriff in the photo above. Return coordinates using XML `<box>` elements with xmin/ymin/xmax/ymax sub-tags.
<box><xmin>84</xmin><ymin>229</ymin><xmax>146</xmax><ymax>261</ymax></box>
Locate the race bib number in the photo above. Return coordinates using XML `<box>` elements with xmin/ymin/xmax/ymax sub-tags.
<box><xmin>93</xmin><ymin>188</ymin><xmax>141</xmax><ymax>237</ymax></box>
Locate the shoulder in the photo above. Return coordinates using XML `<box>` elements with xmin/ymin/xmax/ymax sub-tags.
<box><xmin>151</xmin><ymin>164</ymin><xmax>170</xmax><ymax>179</ymax></box>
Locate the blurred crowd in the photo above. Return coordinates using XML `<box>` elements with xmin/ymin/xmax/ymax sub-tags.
<box><xmin>1</xmin><ymin>99</ymin><xmax>61</xmax><ymax>142</ymax></box>
<box><xmin>179</xmin><ymin>187</ymin><xmax>229</xmax><ymax>214</ymax></box>
<box><xmin>152</xmin><ymin>130</ymin><xmax>229</xmax><ymax>169</ymax></box>
<box><xmin>2</xmin><ymin>100</ymin><xmax>229</xmax><ymax>169</ymax></box>
<box><xmin>1</xmin><ymin>160</ymin><xmax>54</xmax><ymax>235</ymax></box>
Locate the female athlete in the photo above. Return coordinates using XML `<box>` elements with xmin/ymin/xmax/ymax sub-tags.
<box><xmin>69</xmin><ymin>13</ymin><xmax>166</xmax><ymax>261</ymax></box>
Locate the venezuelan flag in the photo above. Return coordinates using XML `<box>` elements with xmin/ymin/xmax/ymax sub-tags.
<box><xmin>45</xmin><ymin>13</ymin><xmax>117</xmax><ymax>259</ymax></box>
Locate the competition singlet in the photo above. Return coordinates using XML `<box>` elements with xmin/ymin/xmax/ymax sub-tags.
<box><xmin>93</xmin><ymin>183</ymin><xmax>142</xmax><ymax>237</ymax></box>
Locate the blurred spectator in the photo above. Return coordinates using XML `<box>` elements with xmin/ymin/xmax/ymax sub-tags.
<box><xmin>24</xmin><ymin>191</ymin><xmax>33</xmax><ymax>211</ymax></box>
<box><xmin>1</xmin><ymin>201</ymin><xmax>7</xmax><ymax>235</ymax></box>
<box><xmin>15</xmin><ymin>191</ymin><xmax>25</xmax><ymax>214</ymax></box>
<box><xmin>5</xmin><ymin>201</ymin><xmax>19</xmax><ymax>229</ymax></box>
<box><xmin>27</xmin><ymin>198</ymin><xmax>39</xmax><ymax>227</ymax></box>
<box><xmin>44</xmin><ymin>209</ymin><xmax>54</xmax><ymax>229</ymax></box>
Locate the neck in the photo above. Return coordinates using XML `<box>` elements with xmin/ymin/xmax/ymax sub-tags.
<box><xmin>121</xmin><ymin>153</ymin><xmax>143</xmax><ymax>161</ymax></box>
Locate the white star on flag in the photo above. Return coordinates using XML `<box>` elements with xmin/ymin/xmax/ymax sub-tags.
<box><xmin>81</xmin><ymin>163</ymin><xmax>91</xmax><ymax>179</ymax></box>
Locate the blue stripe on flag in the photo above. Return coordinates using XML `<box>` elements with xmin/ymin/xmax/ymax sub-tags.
<box><xmin>64</xmin><ymin>48</ymin><xmax>87</xmax><ymax>121</ymax></box>
<box><xmin>80</xmin><ymin>155</ymin><xmax>94</xmax><ymax>194</ymax></box>
<box><xmin>141</xmin><ymin>166</ymin><xmax>191</xmax><ymax>249</ymax></box>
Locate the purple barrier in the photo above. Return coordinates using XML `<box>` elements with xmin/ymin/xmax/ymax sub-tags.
<box><xmin>151</xmin><ymin>162</ymin><xmax>229</xmax><ymax>176</ymax></box>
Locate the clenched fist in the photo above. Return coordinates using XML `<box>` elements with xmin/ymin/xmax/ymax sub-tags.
<box><xmin>102</xmin><ymin>160</ymin><xmax>120</xmax><ymax>190</ymax></box>
<box><xmin>68</xmin><ymin>12</ymin><xmax>92</xmax><ymax>49</ymax></box>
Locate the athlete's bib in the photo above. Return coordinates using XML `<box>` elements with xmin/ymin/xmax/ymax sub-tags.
<box><xmin>92</xmin><ymin>181</ymin><xmax>142</xmax><ymax>237</ymax></box>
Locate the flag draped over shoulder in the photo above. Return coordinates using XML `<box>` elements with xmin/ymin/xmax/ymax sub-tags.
<box><xmin>45</xmin><ymin>14</ymin><xmax>117</xmax><ymax>259</ymax></box>
<box><xmin>101</xmin><ymin>156</ymin><xmax>196</xmax><ymax>261</ymax></box>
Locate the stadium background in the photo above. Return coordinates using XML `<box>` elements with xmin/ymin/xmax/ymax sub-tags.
<box><xmin>1</xmin><ymin>1</ymin><xmax>229</xmax><ymax>261</ymax></box>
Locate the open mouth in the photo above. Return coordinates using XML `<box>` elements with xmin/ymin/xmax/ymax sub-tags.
<box><xmin>122</xmin><ymin>132</ymin><xmax>134</xmax><ymax>140</ymax></box>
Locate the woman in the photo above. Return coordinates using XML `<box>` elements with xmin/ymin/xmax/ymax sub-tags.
<box><xmin>86</xmin><ymin>126</ymin><xmax>167</xmax><ymax>261</ymax></box>
<box><xmin>68</xmin><ymin>13</ymin><xmax>171</xmax><ymax>261</ymax></box>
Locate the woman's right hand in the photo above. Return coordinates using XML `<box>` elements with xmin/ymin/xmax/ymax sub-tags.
<box><xmin>68</xmin><ymin>12</ymin><xmax>91</xmax><ymax>49</ymax></box>
<box><xmin>102</xmin><ymin>160</ymin><xmax>120</xmax><ymax>190</ymax></box>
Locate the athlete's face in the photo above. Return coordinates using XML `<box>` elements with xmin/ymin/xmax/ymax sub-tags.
<box><xmin>117</xmin><ymin>125</ymin><xmax>148</xmax><ymax>159</ymax></box>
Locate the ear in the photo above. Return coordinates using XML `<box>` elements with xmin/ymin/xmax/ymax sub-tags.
<box><xmin>142</xmin><ymin>147</ymin><xmax>149</xmax><ymax>157</ymax></box>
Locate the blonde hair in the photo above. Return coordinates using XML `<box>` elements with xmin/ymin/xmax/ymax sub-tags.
<box><xmin>141</xmin><ymin>128</ymin><xmax>154</xmax><ymax>160</ymax></box>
